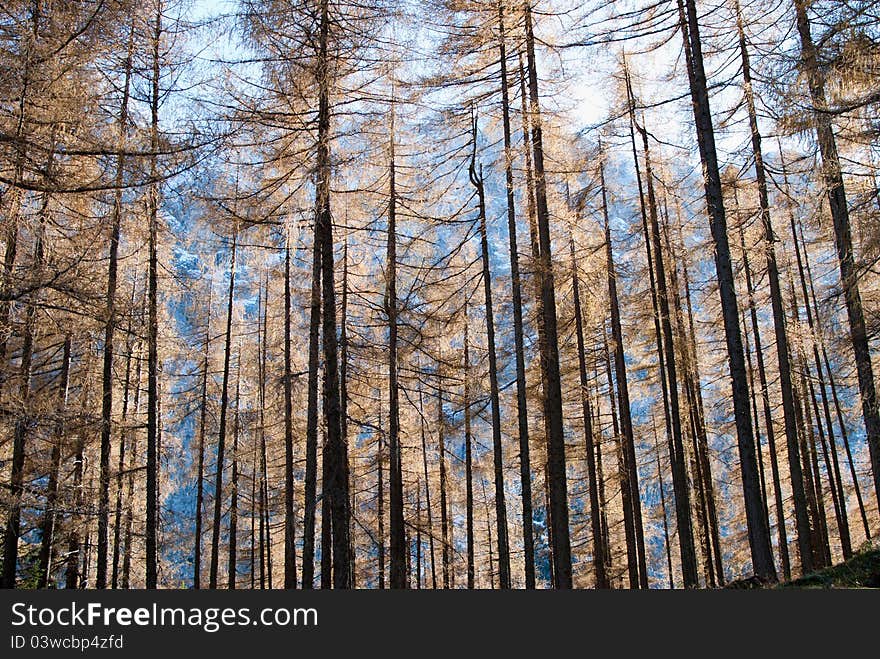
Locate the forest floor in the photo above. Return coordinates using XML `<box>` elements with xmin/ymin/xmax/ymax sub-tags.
<box><xmin>778</xmin><ymin>546</ymin><xmax>880</xmax><ymax>589</ymax></box>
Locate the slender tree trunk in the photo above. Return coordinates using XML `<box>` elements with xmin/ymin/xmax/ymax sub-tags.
<box><xmin>627</xmin><ymin>71</ymin><xmax>698</xmax><ymax>585</ymax></box>
<box><xmin>652</xmin><ymin>414</ymin><xmax>675</xmax><ymax>588</ymax></box>
<box><xmin>314</xmin><ymin>0</ymin><xmax>350</xmax><ymax>589</ymax></box>
<box><xmin>193</xmin><ymin>292</ymin><xmax>211</xmax><ymax>590</ymax></box>
<box><xmin>284</xmin><ymin>230</ymin><xmax>300</xmax><ymax>589</ymax></box>
<box><xmin>227</xmin><ymin>348</ymin><xmax>242</xmax><ymax>589</ymax></box>
<box><xmin>793</xmin><ymin>0</ymin><xmax>880</xmax><ymax>511</ymax></box>
<box><xmin>464</xmin><ymin>311</ymin><xmax>475</xmax><ymax>589</ymax></box>
<box><xmin>569</xmin><ymin>234</ymin><xmax>609</xmax><ymax>588</ymax></box>
<box><xmin>418</xmin><ymin>380</ymin><xmax>437</xmax><ymax>589</ymax></box>
<box><xmin>667</xmin><ymin>202</ymin><xmax>724</xmax><ymax>585</ymax></box>
<box><xmin>97</xmin><ymin>23</ymin><xmax>136</xmax><ymax>590</ymax></box>
<box><xmin>469</xmin><ymin>110</ymin><xmax>511</xmax><ymax>588</ymax></box>
<box><xmin>209</xmin><ymin>227</ymin><xmax>238</xmax><ymax>589</ymax></box>
<box><xmin>437</xmin><ymin>367</ymin><xmax>450</xmax><ymax>590</ymax></box>
<box><xmin>496</xmin><ymin>0</ymin><xmax>535</xmax><ymax>589</ymax></box>
<box><xmin>122</xmin><ymin>342</ymin><xmax>143</xmax><ymax>589</ymax></box>
<box><xmin>386</xmin><ymin>112</ymin><xmax>406</xmax><ymax>588</ymax></box>
<box><xmin>625</xmin><ymin>97</ymin><xmax>670</xmax><ymax>589</ymax></box>
<box><xmin>145</xmin><ymin>3</ymin><xmax>163</xmax><ymax>590</ymax></box>
<box><xmin>599</xmin><ymin>158</ymin><xmax>646</xmax><ymax>588</ymax></box>
<box><xmin>789</xmin><ymin>217</ymin><xmax>852</xmax><ymax>558</ymax></box>
<box><xmin>301</xmin><ymin>209</ymin><xmax>322</xmax><ymax>590</ymax></box>
<box><xmin>732</xmin><ymin>2</ymin><xmax>808</xmax><ymax>577</ymax></box>
<box><xmin>678</xmin><ymin>0</ymin><xmax>776</xmax><ymax>580</ymax></box>
<box><xmin>36</xmin><ymin>336</ymin><xmax>71</xmax><ymax>588</ymax></box>
<box><xmin>800</xmin><ymin>232</ymin><xmax>872</xmax><ymax>541</ymax></box>
<box><xmin>522</xmin><ymin>1</ymin><xmax>571</xmax><ymax>587</ymax></box>
<box><xmin>258</xmin><ymin>272</ymin><xmax>271</xmax><ymax>588</ymax></box>
<box><xmin>377</xmin><ymin>421</ymin><xmax>385</xmax><ymax>589</ymax></box>
<box><xmin>112</xmin><ymin>281</ymin><xmax>140</xmax><ymax>589</ymax></box>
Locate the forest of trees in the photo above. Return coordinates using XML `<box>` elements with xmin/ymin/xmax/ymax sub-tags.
<box><xmin>0</xmin><ymin>0</ymin><xmax>878</xmax><ymax>590</ymax></box>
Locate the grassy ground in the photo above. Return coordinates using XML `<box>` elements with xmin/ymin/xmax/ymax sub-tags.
<box><xmin>778</xmin><ymin>546</ymin><xmax>880</xmax><ymax>589</ymax></box>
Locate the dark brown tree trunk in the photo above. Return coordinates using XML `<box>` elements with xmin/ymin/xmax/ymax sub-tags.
<box><xmin>678</xmin><ymin>0</ymin><xmax>776</xmax><ymax>580</ymax></box>
<box><xmin>145</xmin><ymin>3</ymin><xmax>162</xmax><ymax>590</ymax></box>
<box><xmin>386</xmin><ymin>114</ymin><xmax>406</xmax><ymax>588</ymax></box>
<box><xmin>377</xmin><ymin>420</ymin><xmax>385</xmax><ymax>589</ymax></box>
<box><xmin>732</xmin><ymin>2</ymin><xmax>806</xmax><ymax>578</ymax></box>
<box><xmin>96</xmin><ymin>23</ymin><xmax>135</xmax><ymax>591</ymax></box>
<box><xmin>418</xmin><ymin>381</ymin><xmax>437</xmax><ymax>588</ymax></box>
<box><xmin>523</xmin><ymin>0</ymin><xmax>571</xmax><ymax>587</ymax></box>
<box><xmin>652</xmin><ymin>414</ymin><xmax>675</xmax><ymax>588</ymax></box>
<box><xmin>469</xmin><ymin>110</ymin><xmax>511</xmax><ymax>588</ymax></box>
<box><xmin>627</xmin><ymin>72</ymin><xmax>698</xmax><ymax>586</ymax></box>
<box><xmin>315</xmin><ymin>0</ymin><xmax>350</xmax><ymax>589</ymax></box>
<box><xmin>437</xmin><ymin>366</ymin><xmax>450</xmax><ymax>589</ymax></box>
<box><xmin>800</xmin><ymin>229</ymin><xmax>872</xmax><ymax>541</ymax></box>
<box><xmin>37</xmin><ymin>336</ymin><xmax>71</xmax><ymax>588</ymax></box>
<box><xmin>569</xmin><ymin>234</ymin><xmax>609</xmax><ymax>589</ymax></box>
<box><xmin>497</xmin><ymin>0</ymin><xmax>535</xmax><ymax>589</ymax></box>
<box><xmin>301</xmin><ymin>206</ymin><xmax>322</xmax><ymax>590</ymax></box>
<box><xmin>626</xmin><ymin>92</ymin><xmax>673</xmax><ymax>589</ymax></box>
<box><xmin>790</xmin><ymin>217</ymin><xmax>852</xmax><ymax>558</ymax></box>
<box><xmin>793</xmin><ymin>0</ymin><xmax>880</xmax><ymax>512</ymax></box>
<box><xmin>284</xmin><ymin>230</ymin><xmax>300</xmax><ymax>589</ymax></box>
<box><xmin>193</xmin><ymin>293</ymin><xmax>211</xmax><ymax>590</ymax></box>
<box><xmin>599</xmin><ymin>156</ymin><xmax>647</xmax><ymax>588</ymax></box>
<box><xmin>464</xmin><ymin>311</ymin><xmax>475</xmax><ymax>589</ymax></box>
<box><xmin>666</xmin><ymin>203</ymin><xmax>724</xmax><ymax>585</ymax></box>
<box><xmin>122</xmin><ymin>342</ymin><xmax>143</xmax><ymax>590</ymax></box>
<box><xmin>209</xmin><ymin>227</ymin><xmax>238</xmax><ymax>589</ymax></box>
<box><xmin>227</xmin><ymin>350</ymin><xmax>242</xmax><ymax>589</ymax></box>
<box><xmin>258</xmin><ymin>272</ymin><xmax>271</xmax><ymax>588</ymax></box>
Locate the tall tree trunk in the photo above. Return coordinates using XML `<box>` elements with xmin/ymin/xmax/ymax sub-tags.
<box><xmin>36</xmin><ymin>336</ymin><xmax>72</xmax><ymax>588</ymax></box>
<box><xmin>625</xmin><ymin>94</ymin><xmax>670</xmax><ymax>588</ymax></box>
<box><xmin>800</xmin><ymin>226</ymin><xmax>872</xmax><ymax>541</ymax></box>
<box><xmin>522</xmin><ymin>0</ymin><xmax>571</xmax><ymax>588</ymax></box>
<box><xmin>386</xmin><ymin>111</ymin><xmax>406</xmax><ymax>588</ymax></box>
<box><xmin>227</xmin><ymin>349</ymin><xmax>242</xmax><ymax>589</ymax></box>
<box><xmin>209</xmin><ymin>226</ymin><xmax>238</xmax><ymax>589</ymax></box>
<box><xmin>469</xmin><ymin>110</ymin><xmax>511</xmax><ymax>588</ymax></box>
<box><xmin>258</xmin><ymin>271</ymin><xmax>271</xmax><ymax>588</ymax></box>
<box><xmin>793</xmin><ymin>0</ymin><xmax>880</xmax><ymax>511</ymax></box>
<box><xmin>667</xmin><ymin>202</ymin><xmax>724</xmax><ymax>584</ymax></box>
<box><xmin>733</xmin><ymin>1</ymin><xmax>806</xmax><ymax>577</ymax></box>
<box><xmin>652</xmin><ymin>414</ymin><xmax>675</xmax><ymax>588</ymax></box>
<box><xmin>678</xmin><ymin>0</ymin><xmax>775</xmax><ymax>580</ymax></box>
<box><xmin>301</xmin><ymin>205</ymin><xmax>322</xmax><ymax>590</ymax></box>
<box><xmin>145</xmin><ymin>3</ymin><xmax>163</xmax><ymax>590</ymax></box>
<box><xmin>284</xmin><ymin>228</ymin><xmax>301</xmax><ymax>589</ymax></box>
<box><xmin>497</xmin><ymin>0</ymin><xmax>535</xmax><ymax>589</ymax></box>
<box><xmin>627</xmin><ymin>71</ymin><xmax>698</xmax><ymax>586</ymax></box>
<box><xmin>599</xmin><ymin>158</ymin><xmax>646</xmax><ymax>588</ymax></box>
<box><xmin>122</xmin><ymin>341</ymin><xmax>143</xmax><ymax>589</ymax></box>
<box><xmin>314</xmin><ymin>0</ymin><xmax>350</xmax><ymax>589</ymax></box>
<box><xmin>112</xmin><ymin>281</ymin><xmax>140</xmax><ymax>589</ymax></box>
<box><xmin>437</xmin><ymin>367</ymin><xmax>449</xmax><ymax>590</ymax></box>
<box><xmin>377</xmin><ymin>420</ymin><xmax>385</xmax><ymax>589</ymax></box>
<box><xmin>569</xmin><ymin>234</ymin><xmax>609</xmax><ymax>588</ymax></box>
<box><xmin>790</xmin><ymin>216</ymin><xmax>852</xmax><ymax>558</ymax></box>
<box><xmin>464</xmin><ymin>310</ymin><xmax>475</xmax><ymax>589</ymax></box>
<box><xmin>418</xmin><ymin>379</ymin><xmax>437</xmax><ymax>588</ymax></box>
<box><xmin>97</xmin><ymin>23</ymin><xmax>135</xmax><ymax>590</ymax></box>
<box><xmin>193</xmin><ymin>292</ymin><xmax>211</xmax><ymax>590</ymax></box>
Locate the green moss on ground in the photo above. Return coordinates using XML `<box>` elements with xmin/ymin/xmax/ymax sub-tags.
<box><xmin>778</xmin><ymin>546</ymin><xmax>880</xmax><ymax>589</ymax></box>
